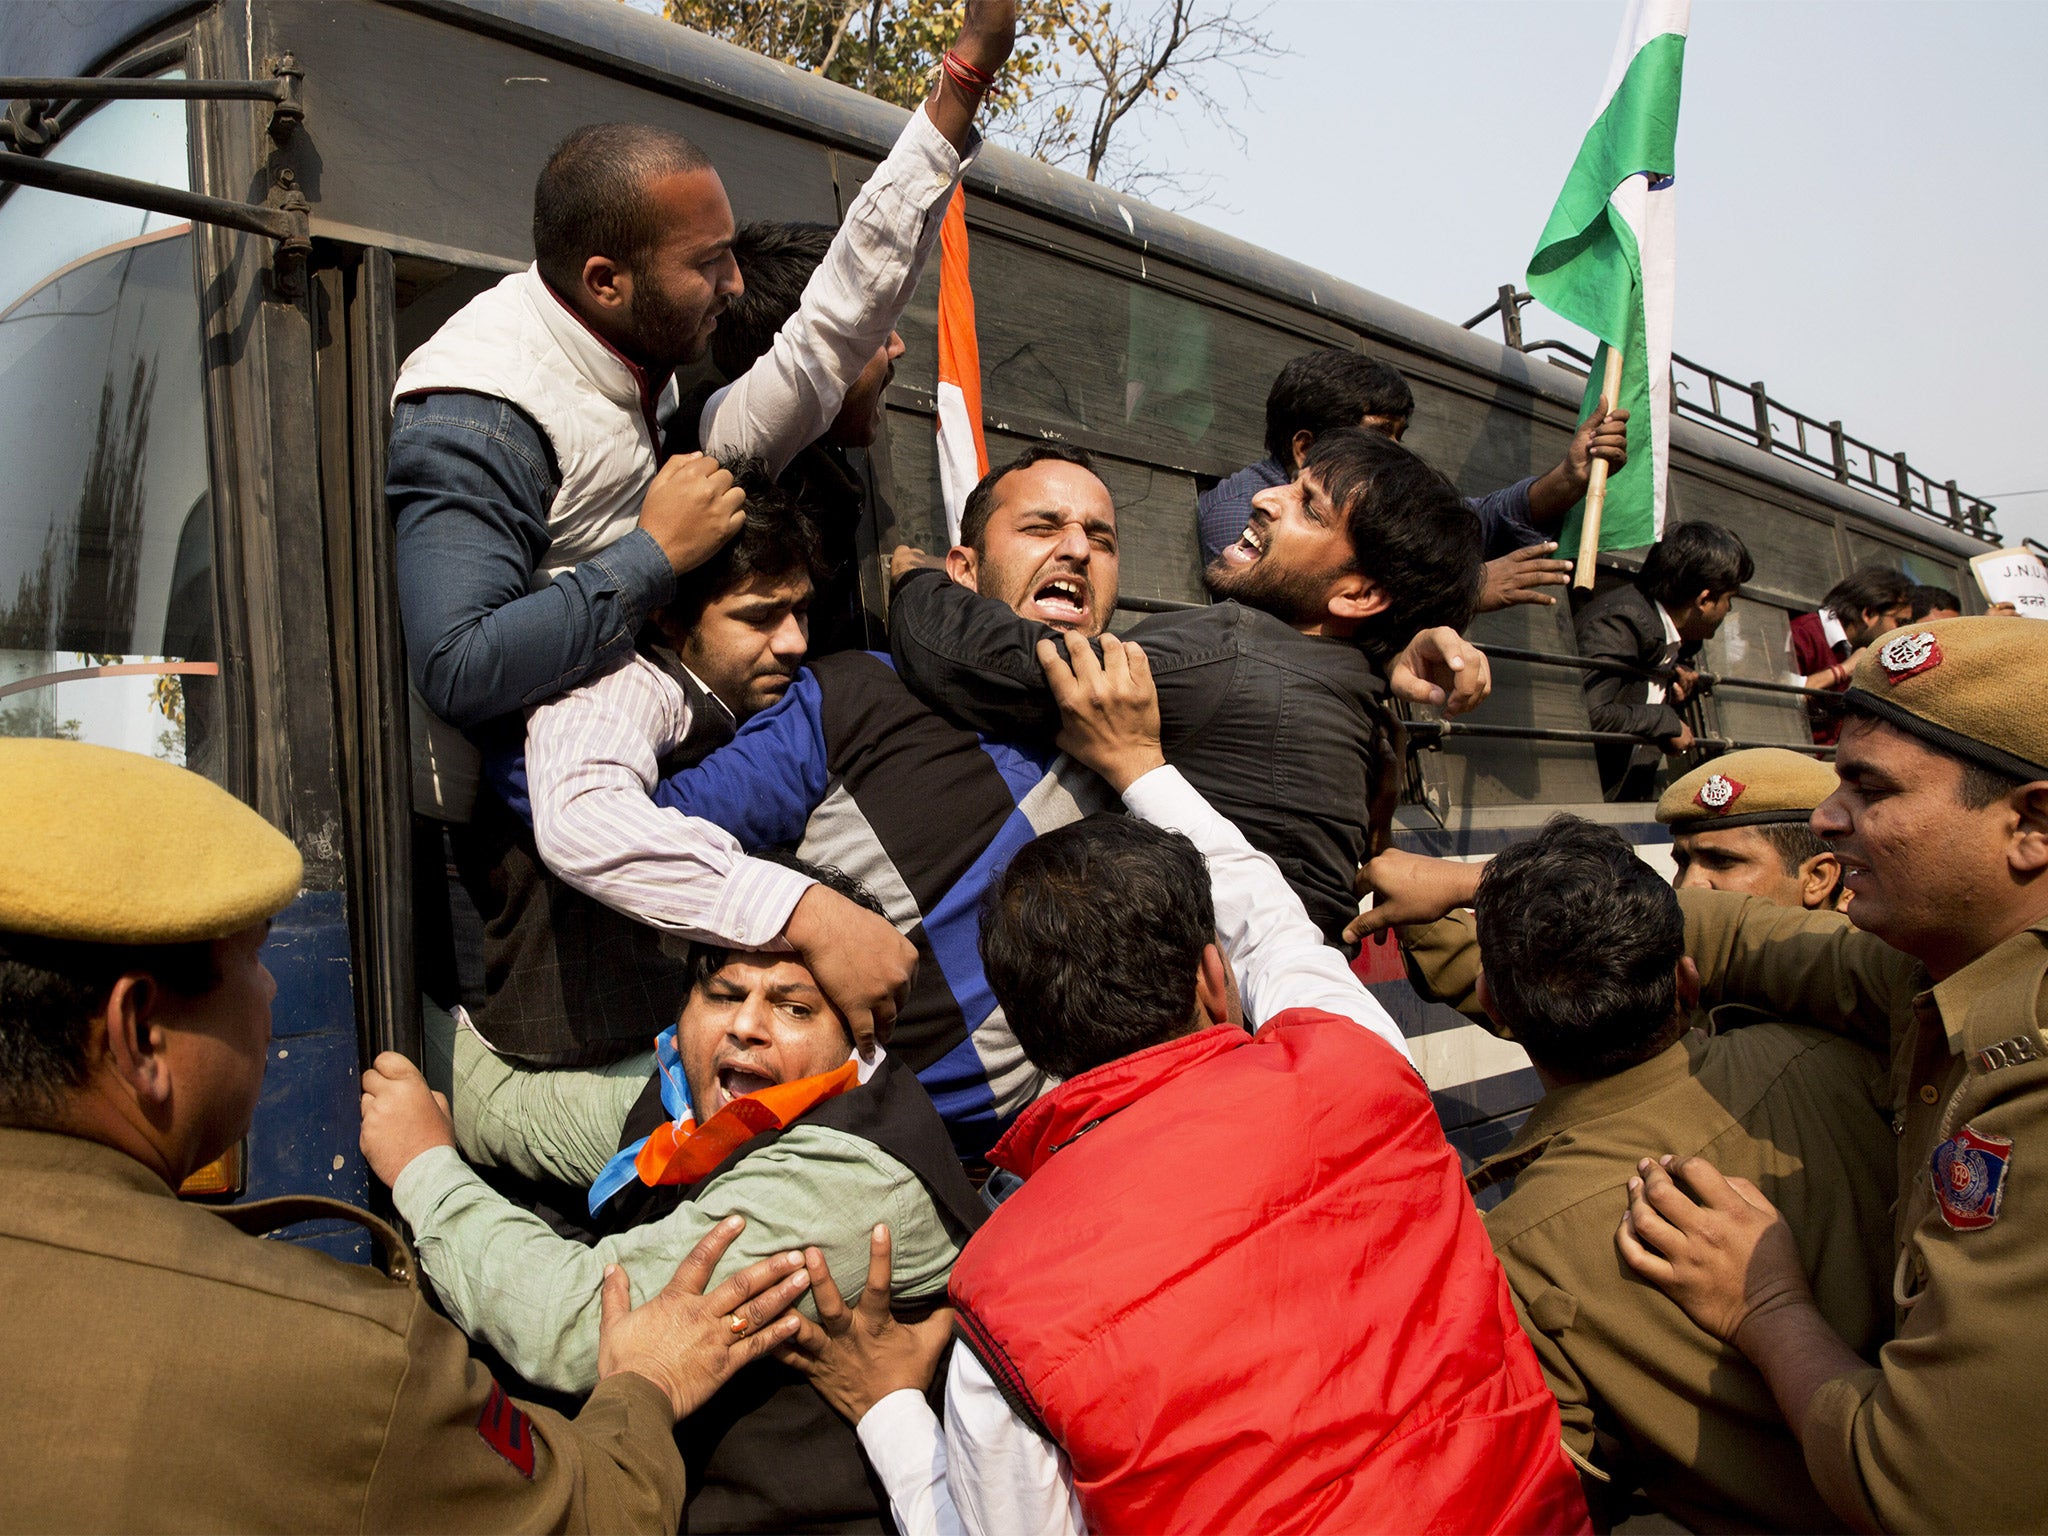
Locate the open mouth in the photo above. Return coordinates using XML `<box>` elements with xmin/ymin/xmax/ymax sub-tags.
<box><xmin>1029</xmin><ymin>575</ymin><xmax>1089</xmax><ymax>624</ymax></box>
<box><xmin>1221</xmin><ymin>521</ymin><xmax>1267</xmax><ymax>568</ymax></box>
<box><xmin>713</xmin><ymin>1061</ymin><xmax>777</xmax><ymax>1110</ymax></box>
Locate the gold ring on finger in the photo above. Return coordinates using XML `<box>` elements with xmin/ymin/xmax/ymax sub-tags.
<box><xmin>726</xmin><ymin>1312</ymin><xmax>749</xmax><ymax>1337</ymax></box>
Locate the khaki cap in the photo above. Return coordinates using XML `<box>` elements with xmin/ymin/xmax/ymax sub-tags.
<box><xmin>1658</xmin><ymin>747</ymin><xmax>1840</xmax><ymax>831</ymax></box>
<box><xmin>1845</xmin><ymin>616</ymin><xmax>2048</xmax><ymax>782</ymax></box>
<box><xmin>0</xmin><ymin>739</ymin><xmax>302</xmax><ymax>944</ymax></box>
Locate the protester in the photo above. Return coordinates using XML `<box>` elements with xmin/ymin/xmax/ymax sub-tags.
<box><xmin>361</xmin><ymin>858</ymin><xmax>985</xmax><ymax>1532</ymax></box>
<box><xmin>532</xmin><ymin>444</ymin><xmax>1122</xmax><ymax>1155</ymax></box>
<box><xmin>1658</xmin><ymin>747</ymin><xmax>1845</xmax><ymax>909</ymax></box>
<box><xmin>462</xmin><ymin>479</ymin><xmax>864</xmax><ymax>1065</ymax></box>
<box><xmin>1613</xmin><ymin>617</ymin><xmax>2048</xmax><ymax>1532</ymax></box>
<box><xmin>1194</xmin><ymin>346</ymin><xmax>1630</xmax><ymax>610</ymax></box>
<box><xmin>774</xmin><ymin>632</ymin><xmax>1587</xmax><ymax>1534</ymax></box>
<box><xmin>1788</xmin><ymin>564</ymin><xmax>1914</xmax><ymax>745</ymax></box>
<box><xmin>387</xmin><ymin>0</ymin><xmax>1014</xmax><ymax>735</ymax></box>
<box><xmin>1358</xmin><ymin>816</ymin><xmax>1892</xmax><ymax>1531</ymax></box>
<box><xmin>891</xmin><ymin>426</ymin><xmax>1490</xmax><ymax>945</ymax></box>
<box><xmin>1906</xmin><ymin>582</ymin><xmax>1963</xmax><ymax>622</ymax></box>
<box><xmin>0</xmin><ymin>740</ymin><xmax>810</xmax><ymax>1532</ymax></box>
<box><xmin>1575</xmin><ymin>521</ymin><xmax>1753</xmax><ymax>800</ymax></box>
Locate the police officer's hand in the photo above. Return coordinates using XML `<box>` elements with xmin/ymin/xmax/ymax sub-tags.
<box><xmin>638</xmin><ymin>452</ymin><xmax>746</xmax><ymax>574</ymax></box>
<box><xmin>597</xmin><ymin>1217</ymin><xmax>811</xmax><ymax>1422</ymax></box>
<box><xmin>784</xmin><ymin>885</ymin><xmax>917</xmax><ymax>1054</ymax></box>
<box><xmin>1568</xmin><ymin>404</ymin><xmax>1630</xmax><ymax>486</ymax></box>
<box><xmin>1387</xmin><ymin>626</ymin><xmax>1491</xmax><ymax>717</ymax></box>
<box><xmin>1345</xmin><ymin>848</ymin><xmax>1485</xmax><ymax>943</ymax></box>
<box><xmin>359</xmin><ymin>1052</ymin><xmax>456</xmax><ymax>1188</ymax></box>
<box><xmin>776</xmin><ymin>1225</ymin><xmax>955</xmax><ymax>1426</ymax></box>
<box><xmin>1478</xmin><ymin>543</ymin><xmax>1572</xmax><ymax>612</ymax></box>
<box><xmin>1616</xmin><ymin>1155</ymin><xmax>1812</xmax><ymax>1347</ymax></box>
<box><xmin>1038</xmin><ymin>630</ymin><xmax>1164</xmax><ymax>793</ymax></box>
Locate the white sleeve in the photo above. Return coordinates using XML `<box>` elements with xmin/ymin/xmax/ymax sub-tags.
<box><xmin>944</xmin><ymin>1350</ymin><xmax>1086</xmax><ymax>1536</ymax></box>
<box><xmin>524</xmin><ymin>653</ymin><xmax>812</xmax><ymax>948</ymax></box>
<box><xmin>857</xmin><ymin>1390</ymin><xmax>965</xmax><ymax>1536</ymax></box>
<box><xmin>699</xmin><ymin>105</ymin><xmax>973</xmax><ymax>477</ymax></box>
<box><xmin>1120</xmin><ymin>765</ymin><xmax>1416</xmax><ymax>1070</ymax></box>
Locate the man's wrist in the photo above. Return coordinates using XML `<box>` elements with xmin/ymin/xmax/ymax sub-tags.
<box><xmin>1098</xmin><ymin>750</ymin><xmax>1167</xmax><ymax>795</ymax></box>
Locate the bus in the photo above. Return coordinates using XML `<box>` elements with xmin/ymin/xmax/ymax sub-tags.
<box><xmin>0</xmin><ymin>0</ymin><xmax>2002</xmax><ymax>1225</ymax></box>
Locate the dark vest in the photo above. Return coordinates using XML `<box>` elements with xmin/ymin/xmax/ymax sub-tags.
<box><xmin>458</xmin><ymin>647</ymin><xmax>735</xmax><ymax>1066</ymax></box>
<box><xmin>603</xmin><ymin>1056</ymin><xmax>988</xmax><ymax>1533</ymax></box>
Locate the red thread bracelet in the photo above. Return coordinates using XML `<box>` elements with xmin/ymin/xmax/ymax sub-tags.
<box><xmin>942</xmin><ymin>49</ymin><xmax>997</xmax><ymax>91</ymax></box>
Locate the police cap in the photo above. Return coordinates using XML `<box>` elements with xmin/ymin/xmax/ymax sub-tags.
<box><xmin>0</xmin><ymin>739</ymin><xmax>302</xmax><ymax>944</ymax></box>
<box><xmin>1845</xmin><ymin>616</ymin><xmax>2048</xmax><ymax>782</ymax></box>
<box><xmin>1658</xmin><ymin>747</ymin><xmax>1840</xmax><ymax>831</ymax></box>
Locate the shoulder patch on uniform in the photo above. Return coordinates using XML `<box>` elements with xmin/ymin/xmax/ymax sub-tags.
<box><xmin>1878</xmin><ymin>630</ymin><xmax>1942</xmax><ymax>682</ymax></box>
<box><xmin>1932</xmin><ymin>1124</ymin><xmax>2012</xmax><ymax>1231</ymax></box>
<box><xmin>1694</xmin><ymin>773</ymin><xmax>1745</xmax><ymax>812</ymax></box>
<box><xmin>477</xmin><ymin>1381</ymin><xmax>536</xmax><ymax>1478</ymax></box>
<box><xmin>1976</xmin><ymin>1033</ymin><xmax>2044</xmax><ymax>1075</ymax></box>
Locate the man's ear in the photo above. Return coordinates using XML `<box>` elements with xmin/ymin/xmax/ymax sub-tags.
<box><xmin>579</xmin><ymin>253</ymin><xmax>629</xmax><ymax>312</ymax></box>
<box><xmin>1326</xmin><ymin>571</ymin><xmax>1392</xmax><ymax>627</ymax></box>
<box><xmin>1800</xmin><ymin>851</ymin><xmax>1843</xmax><ymax>909</ymax></box>
<box><xmin>1288</xmin><ymin>428</ymin><xmax>1316</xmax><ymax>475</ymax></box>
<box><xmin>944</xmin><ymin>546</ymin><xmax>980</xmax><ymax>592</ymax></box>
<box><xmin>99</xmin><ymin>974</ymin><xmax>174</xmax><ymax>1113</ymax></box>
<box><xmin>1674</xmin><ymin>954</ymin><xmax>1701</xmax><ymax>1015</ymax></box>
<box><xmin>1474</xmin><ymin>971</ymin><xmax>1512</xmax><ymax>1036</ymax></box>
<box><xmin>1193</xmin><ymin>942</ymin><xmax>1237</xmax><ymax>1029</ymax></box>
<box><xmin>2008</xmin><ymin>782</ymin><xmax>2048</xmax><ymax>876</ymax></box>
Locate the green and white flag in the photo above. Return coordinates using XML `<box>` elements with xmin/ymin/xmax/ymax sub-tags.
<box><xmin>1527</xmin><ymin>0</ymin><xmax>1688</xmax><ymax>551</ymax></box>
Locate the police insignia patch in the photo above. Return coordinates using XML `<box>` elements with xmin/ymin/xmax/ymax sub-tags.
<box><xmin>1694</xmin><ymin>773</ymin><xmax>1744</xmax><ymax>812</ymax></box>
<box><xmin>477</xmin><ymin>1380</ymin><xmax>537</xmax><ymax>1477</ymax></box>
<box><xmin>1931</xmin><ymin>1124</ymin><xmax>2012</xmax><ymax>1231</ymax></box>
<box><xmin>1878</xmin><ymin>630</ymin><xmax>1942</xmax><ymax>682</ymax></box>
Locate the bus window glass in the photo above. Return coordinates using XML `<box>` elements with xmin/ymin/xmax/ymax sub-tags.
<box><xmin>1673</xmin><ymin>473</ymin><xmax>1840</xmax><ymax>609</ymax></box>
<box><xmin>1701</xmin><ymin>598</ymin><xmax>1809</xmax><ymax>748</ymax></box>
<box><xmin>0</xmin><ymin>90</ymin><xmax>219</xmax><ymax>778</ymax></box>
<box><xmin>1844</xmin><ymin>531</ymin><xmax>1962</xmax><ymax>594</ymax></box>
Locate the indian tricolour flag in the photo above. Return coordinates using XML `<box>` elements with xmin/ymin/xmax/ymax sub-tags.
<box><xmin>1527</xmin><ymin>0</ymin><xmax>1688</xmax><ymax>551</ymax></box>
<box><xmin>935</xmin><ymin>185</ymin><xmax>989</xmax><ymax>546</ymax></box>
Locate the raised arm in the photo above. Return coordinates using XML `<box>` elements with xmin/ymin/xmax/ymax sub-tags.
<box><xmin>698</xmin><ymin>4</ymin><xmax>1015</xmax><ymax>476</ymax></box>
<box><xmin>888</xmin><ymin>567</ymin><xmax>1067</xmax><ymax>740</ymax></box>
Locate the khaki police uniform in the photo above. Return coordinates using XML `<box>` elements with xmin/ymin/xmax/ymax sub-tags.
<box><xmin>0</xmin><ymin>740</ymin><xmax>688</xmax><ymax>1532</ymax></box>
<box><xmin>1411</xmin><ymin>913</ymin><xmax>1894</xmax><ymax>1533</ymax></box>
<box><xmin>1676</xmin><ymin>617</ymin><xmax>2048</xmax><ymax>1532</ymax></box>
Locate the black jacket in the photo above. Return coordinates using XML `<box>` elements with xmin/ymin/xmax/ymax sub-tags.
<box><xmin>887</xmin><ymin>571</ymin><xmax>1395</xmax><ymax>945</ymax></box>
<box><xmin>1574</xmin><ymin>582</ymin><xmax>1695</xmax><ymax>797</ymax></box>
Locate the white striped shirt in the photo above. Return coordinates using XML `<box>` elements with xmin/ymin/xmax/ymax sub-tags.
<box><xmin>525</xmin><ymin>651</ymin><xmax>812</xmax><ymax>949</ymax></box>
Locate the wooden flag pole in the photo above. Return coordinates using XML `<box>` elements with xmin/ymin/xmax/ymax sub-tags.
<box><xmin>1573</xmin><ymin>345</ymin><xmax>1626</xmax><ymax>591</ymax></box>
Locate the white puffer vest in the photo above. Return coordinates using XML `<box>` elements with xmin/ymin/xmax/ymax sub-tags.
<box><xmin>391</xmin><ymin>264</ymin><xmax>678</xmax><ymax>583</ymax></box>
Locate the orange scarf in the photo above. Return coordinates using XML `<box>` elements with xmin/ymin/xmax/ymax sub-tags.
<box><xmin>633</xmin><ymin>1058</ymin><xmax>860</xmax><ymax>1188</ymax></box>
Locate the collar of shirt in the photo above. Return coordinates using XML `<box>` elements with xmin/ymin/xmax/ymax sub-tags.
<box><xmin>523</xmin><ymin>263</ymin><xmax>677</xmax><ymax>441</ymax></box>
<box><xmin>1925</xmin><ymin>915</ymin><xmax>2048</xmax><ymax>1058</ymax></box>
<box><xmin>1469</xmin><ymin>1034</ymin><xmax>1702</xmax><ymax>1193</ymax></box>
<box><xmin>1654</xmin><ymin>599</ymin><xmax>1683</xmax><ymax>654</ymax></box>
<box><xmin>678</xmin><ymin>660</ymin><xmax>737</xmax><ymax>727</ymax></box>
<box><xmin>1818</xmin><ymin>606</ymin><xmax>1850</xmax><ymax>651</ymax></box>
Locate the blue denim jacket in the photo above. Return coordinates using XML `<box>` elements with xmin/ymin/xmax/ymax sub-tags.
<box><xmin>387</xmin><ymin>390</ymin><xmax>675</xmax><ymax>730</ymax></box>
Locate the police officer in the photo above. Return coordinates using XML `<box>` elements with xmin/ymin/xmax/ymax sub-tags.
<box><xmin>0</xmin><ymin>739</ymin><xmax>811</xmax><ymax>1532</ymax></box>
<box><xmin>1659</xmin><ymin>748</ymin><xmax>1844</xmax><ymax>909</ymax></box>
<box><xmin>1616</xmin><ymin>617</ymin><xmax>2048</xmax><ymax>1532</ymax></box>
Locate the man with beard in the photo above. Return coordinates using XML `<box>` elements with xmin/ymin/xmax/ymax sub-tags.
<box><xmin>888</xmin><ymin>426</ymin><xmax>1490</xmax><ymax>947</ymax></box>
<box><xmin>1788</xmin><ymin>565</ymin><xmax>1915</xmax><ymax>745</ymax></box>
<box><xmin>529</xmin><ymin>445</ymin><xmax>1123</xmax><ymax>1157</ymax></box>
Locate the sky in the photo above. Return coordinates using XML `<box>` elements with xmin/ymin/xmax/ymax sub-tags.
<box><xmin>1130</xmin><ymin>0</ymin><xmax>2048</xmax><ymax>554</ymax></box>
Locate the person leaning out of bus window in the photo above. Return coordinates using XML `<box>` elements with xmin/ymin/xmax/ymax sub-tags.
<box><xmin>0</xmin><ymin>740</ymin><xmax>810</xmax><ymax>1534</ymax></box>
<box><xmin>1351</xmin><ymin>818</ymin><xmax>1892</xmax><ymax>1534</ymax></box>
<box><xmin>1194</xmin><ymin>347</ymin><xmax>1630</xmax><ymax>613</ymax></box>
<box><xmin>1907</xmin><ymin>582</ymin><xmax>1963</xmax><ymax>623</ymax></box>
<box><xmin>1788</xmin><ymin>564</ymin><xmax>1914</xmax><ymax>746</ymax></box>
<box><xmin>1575</xmin><ymin>522</ymin><xmax>1754</xmax><ymax>803</ymax></box>
<box><xmin>386</xmin><ymin>0</ymin><xmax>1017</xmax><ymax>739</ymax></box>
<box><xmin>1658</xmin><ymin>748</ymin><xmax>1846</xmax><ymax>911</ymax></box>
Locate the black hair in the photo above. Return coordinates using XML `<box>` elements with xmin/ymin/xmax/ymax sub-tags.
<box><xmin>1907</xmin><ymin>584</ymin><xmax>1963</xmax><ymax>621</ymax></box>
<box><xmin>1824</xmin><ymin>564</ymin><xmax>1914</xmax><ymax>623</ymax></box>
<box><xmin>532</xmin><ymin>123</ymin><xmax>713</xmax><ymax>293</ymax></box>
<box><xmin>979</xmin><ymin>814</ymin><xmax>1214</xmax><ymax>1081</ymax></box>
<box><xmin>1754</xmin><ymin>820</ymin><xmax>1833</xmax><ymax>878</ymax></box>
<box><xmin>1474</xmin><ymin>816</ymin><xmax>1686</xmax><ymax>1078</ymax></box>
<box><xmin>1262</xmin><ymin>350</ymin><xmax>1415</xmax><ymax>467</ymax></box>
<box><xmin>1302</xmin><ymin>427</ymin><xmax>1484</xmax><ymax>657</ymax></box>
<box><xmin>1636</xmin><ymin>521</ymin><xmax>1755</xmax><ymax>610</ymax></box>
<box><xmin>710</xmin><ymin>221</ymin><xmax>835</xmax><ymax>381</ymax></box>
<box><xmin>0</xmin><ymin>932</ymin><xmax>220</xmax><ymax>1125</ymax></box>
<box><xmin>956</xmin><ymin>442</ymin><xmax>1101</xmax><ymax>555</ymax></box>
<box><xmin>682</xmin><ymin>853</ymin><xmax>887</xmax><ymax>999</ymax></box>
<box><xmin>662</xmin><ymin>464</ymin><xmax>832</xmax><ymax>632</ymax></box>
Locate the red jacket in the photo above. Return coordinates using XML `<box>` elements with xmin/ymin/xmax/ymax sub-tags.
<box><xmin>949</xmin><ymin>1019</ymin><xmax>1590</xmax><ymax>1535</ymax></box>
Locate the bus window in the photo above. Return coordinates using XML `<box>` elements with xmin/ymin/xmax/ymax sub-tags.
<box><xmin>0</xmin><ymin>88</ymin><xmax>220</xmax><ymax>779</ymax></box>
<box><xmin>1844</xmin><ymin>530</ymin><xmax>1964</xmax><ymax>595</ymax></box>
<box><xmin>1673</xmin><ymin>472</ymin><xmax>1840</xmax><ymax>610</ymax></box>
<box><xmin>1700</xmin><ymin>597</ymin><xmax>1809</xmax><ymax>748</ymax></box>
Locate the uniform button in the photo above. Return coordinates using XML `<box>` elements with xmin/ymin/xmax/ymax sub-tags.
<box><xmin>1919</xmin><ymin>1084</ymin><xmax>1940</xmax><ymax>1105</ymax></box>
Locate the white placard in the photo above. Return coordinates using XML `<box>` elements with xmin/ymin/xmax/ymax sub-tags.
<box><xmin>1969</xmin><ymin>548</ymin><xmax>2048</xmax><ymax>620</ymax></box>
